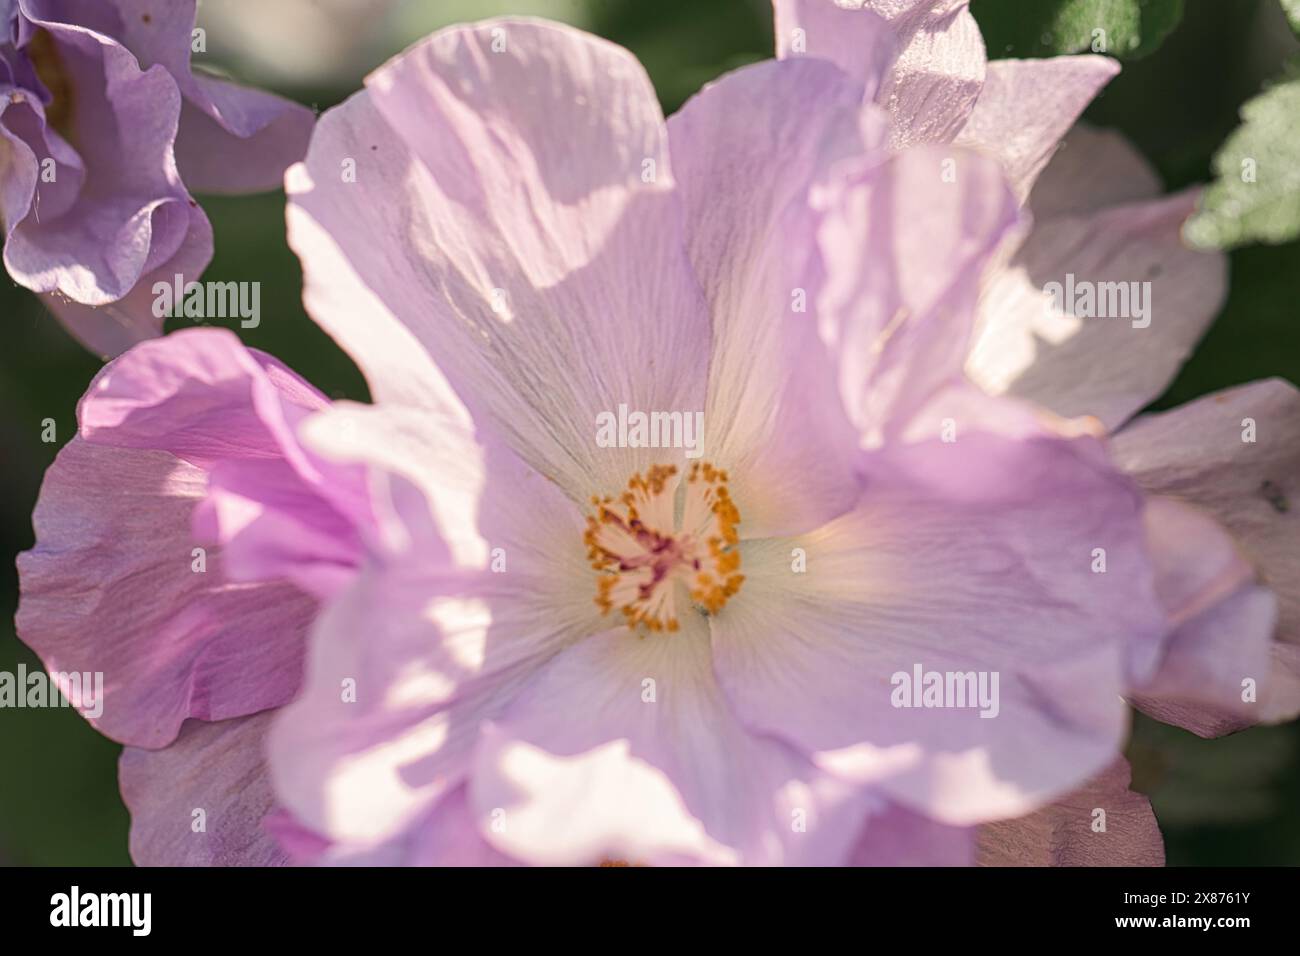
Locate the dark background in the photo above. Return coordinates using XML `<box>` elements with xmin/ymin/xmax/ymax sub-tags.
<box><xmin>1</xmin><ymin>0</ymin><xmax>1297</xmax><ymax>865</ymax></box>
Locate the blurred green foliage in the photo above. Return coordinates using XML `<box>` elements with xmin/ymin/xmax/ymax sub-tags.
<box><xmin>1186</xmin><ymin>56</ymin><xmax>1300</xmax><ymax>248</ymax></box>
<box><xmin>973</xmin><ymin>0</ymin><xmax>1186</xmax><ymax>60</ymax></box>
<box><xmin>1282</xmin><ymin>0</ymin><xmax>1300</xmax><ymax>34</ymax></box>
<box><xmin>1</xmin><ymin>0</ymin><xmax>1297</xmax><ymax>866</ymax></box>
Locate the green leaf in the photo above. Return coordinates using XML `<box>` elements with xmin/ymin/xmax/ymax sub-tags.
<box><xmin>1283</xmin><ymin>0</ymin><xmax>1300</xmax><ymax>37</ymax></box>
<box><xmin>972</xmin><ymin>0</ymin><xmax>1184</xmax><ymax>60</ymax></box>
<box><xmin>1186</xmin><ymin>66</ymin><xmax>1300</xmax><ymax>249</ymax></box>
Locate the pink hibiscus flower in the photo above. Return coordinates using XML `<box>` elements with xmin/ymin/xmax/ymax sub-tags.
<box><xmin>16</xmin><ymin>1</ymin><xmax>1298</xmax><ymax>866</ymax></box>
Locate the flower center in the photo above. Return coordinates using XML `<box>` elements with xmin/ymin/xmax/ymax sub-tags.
<box><xmin>584</xmin><ymin>462</ymin><xmax>743</xmax><ymax>633</ymax></box>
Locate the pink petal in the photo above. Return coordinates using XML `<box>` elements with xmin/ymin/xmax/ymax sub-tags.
<box><xmin>290</xmin><ymin>400</ymin><xmax>599</xmax><ymax>587</ymax></box>
<box><xmin>711</xmin><ymin>410</ymin><xmax>1167</xmax><ymax>825</ymax></box>
<box><xmin>773</xmin><ymin>1</ymin><xmax>986</xmax><ymax>148</ymax></box>
<box><xmin>267</xmin><ymin>429</ymin><xmax>596</xmax><ymax>851</ymax></box>
<box><xmin>1132</xmin><ymin>497</ymin><xmax>1276</xmax><ymax>735</ymax></box>
<box><xmin>1114</xmin><ymin>379</ymin><xmax>1300</xmax><ymax>726</ymax></box>
<box><xmin>16</xmin><ymin>329</ymin><xmax>361</xmax><ymax>746</ymax></box>
<box><xmin>815</xmin><ymin>146</ymin><xmax>1020</xmax><ymax>445</ymax></box>
<box><xmin>1142</xmin><ymin>497</ymin><xmax>1256</xmax><ymax>626</ymax></box>
<box><xmin>976</xmin><ymin>758</ymin><xmax>1164</xmax><ymax>866</ymax></box>
<box><xmin>873</xmin><ymin>0</ymin><xmax>987</xmax><ymax>149</ymax></box>
<box><xmin>967</xmin><ymin>189</ymin><xmax>1228</xmax><ymax>431</ymax></box>
<box><xmin>172</xmin><ymin>75</ymin><xmax>315</xmax><ymax>194</ymax></box>
<box><xmin>667</xmin><ymin>55</ymin><xmax>882</xmax><ymax>536</ymax></box>
<box><xmin>16</xmin><ymin>437</ymin><xmax>313</xmax><ymax>747</ymax></box>
<box><xmin>1134</xmin><ymin>586</ymin><xmax>1278</xmax><ymax>737</ymax></box>
<box><xmin>1027</xmin><ymin>123</ymin><xmax>1163</xmax><ymax>219</ymax></box>
<box><xmin>77</xmin><ymin>328</ymin><xmax>369</xmax><ymax>596</ymax></box>
<box><xmin>772</xmin><ymin>0</ymin><xmax>897</xmax><ymax>98</ymax></box>
<box><xmin>952</xmin><ymin>57</ymin><xmax>1119</xmax><ymax>203</ymax></box>
<box><xmin>38</xmin><ymin>202</ymin><xmax>212</xmax><ymax>358</ymax></box>
<box><xmin>77</xmin><ymin>327</ymin><xmax>324</xmax><ymax>465</ymax></box>
<box><xmin>0</xmin><ymin>86</ymin><xmax>85</xmax><ymax>227</ymax></box>
<box><xmin>470</xmin><ymin>620</ymin><xmax>869</xmax><ymax>865</ymax></box>
<box><xmin>848</xmin><ymin>802</ymin><xmax>975</xmax><ymax>865</ymax></box>
<box><xmin>288</xmin><ymin>20</ymin><xmax>711</xmax><ymax>501</ymax></box>
<box><xmin>119</xmin><ymin>712</ymin><xmax>290</xmax><ymax>866</ymax></box>
<box><xmin>357</xmin><ymin>787</ymin><xmax>521</xmax><ymax>866</ymax></box>
<box><xmin>98</xmin><ymin>0</ymin><xmax>314</xmax><ymax>191</ymax></box>
<box><xmin>473</xmin><ymin>725</ymin><xmax>735</xmax><ymax>866</ymax></box>
<box><xmin>267</xmin><ymin>787</ymin><xmax>520</xmax><ymax>866</ymax></box>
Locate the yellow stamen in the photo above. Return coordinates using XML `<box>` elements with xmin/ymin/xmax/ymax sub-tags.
<box><xmin>584</xmin><ymin>462</ymin><xmax>744</xmax><ymax>634</ymax></box>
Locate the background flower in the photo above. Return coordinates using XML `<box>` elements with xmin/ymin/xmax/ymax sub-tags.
<box><xmin>0</xmin><ymin>0</ymin><xmax>313</xmax><ymax>356</ymax></box>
